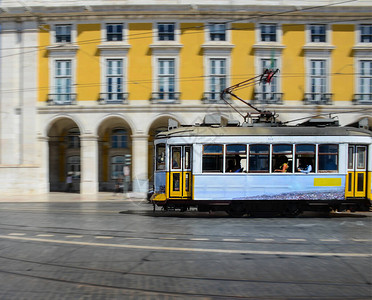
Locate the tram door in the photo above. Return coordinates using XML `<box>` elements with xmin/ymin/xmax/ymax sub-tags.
<box><xmin>169</xmin><ymin>146</ymin><xmax>192</xmax><ymax>199</ymax></box>
<box><xmin>346</xmin><ymin>145</ymin><xmax>368</xmax><ymax>198</ymax></box>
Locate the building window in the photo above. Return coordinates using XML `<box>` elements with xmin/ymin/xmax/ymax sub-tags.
<box><xmin>55</xmin><ymin>25</ymin><xmax>72</xmax><ymax>43</ymax></box>
<box><xmin>202</xmin><ymin>145</ymin><xmax>223</xmax><ymax>173</ymax></box>
<box><xmin>67</xmin><ymin>156</ymin><xmax>80</xmax><ymax>179</ymax></box>
<box><xmin>106</xmin><ymin>24</ymin><xmax>123</xmax><ymax>41</ymax></box>
<box><xmin>106</xmin><ymin>59</ymin><xmax>123</xmax><ymax>102</ymax></box>
<box><xmin>309</xmin><ymin>59</ymin><xmax>327</xmax><ymax>102</ymax></box>
<box><xmin>310</xmin><ymin>24</ymin><xmax>326</xmax><ymax>43</ymax></box>
<box><xmin>158</xmin><ymin>23</ymin><xmax>175</xmax><ymax>41</ymax></box>
<box><xmin>209</xmin><ymin>23</ymin><xmax>226</xmax><ymax>41</ymax></box>
<box><xmin>66</xmin><ymin>128</ymin><xmax>80</xmax><ymax>149</ymax></box>
<box><xmin>357</xmin><ymin>60</ymin><xmax>372</xmax><ymax>102</ymax></box>
<box><xmin>158</xmin><ymin>58</ymin><xmax>176</xmax><ymax>100</ymax></box>
<box><xmin>209</xmin><ymin>58</ymin><xmax>227</xmax><ymax>100</ymax></box>
<box><xmin>111</xmin><ymin>156</ymin><xmax>125</xmax><ymax>179</ymax></box>
<box><xmin>55</xmin><ymin>60</ymin><xmax>72</xmax><ymax>104</ymax></box>
<box><xmin>260</xmin><ymin>24</ymin><xmax>277</xmax><ymax>42</ymax></box>
<box><xmin>111</xmin><ymin>129</ymin><xmax>128</xmax><ymax>148</ymax></box>
<box><xmin>360</xmin><ymin>24</ymin><xmax>372</xmax><ymax>43</ymax></box>
<box><xmin>255</xmin><ymin>58</ymin><xmax>281</xmax><ymax>103</ymax></box>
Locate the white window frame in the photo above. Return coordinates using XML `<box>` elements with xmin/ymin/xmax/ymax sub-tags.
<box><xmin>105</xmin><ymin>58</ymin><xmax>125</xmax><ymax>101</ymax></box>
<box><xmin>254</xmin><ymin>50</ymin><xmax>282</xmax><ymax>90</ymax></box>
<box><xmin>51</xmin><ymin>23</ymin><xmax>76</xmax><ymax>45</ymax></box>
<box><xmin>209</xmin><ymin>58</ymin><xmax>227</xmax><ymax>96</ymax></box>
<box><xmin>206</xmin><ymin>22</ymin><xmax>230</xmax><ymax>42</ymax></box>
<box><xmin>154</xmin><ymin>22</ymin><xmax>180</xmax><ymax>43</ymax></box>
<box><xmin>100</xmin><ymin>55</ymin><xmax>127</xmax><ymax>99</ymax></box>
<box><xmin>152</xmin><ymin>55</ymin><xmax>179</xmax><ymax>101</ymax></box>
<box><xmin>358</xmin><ymin>24</ymin><xmax>372</xmax><ymax>44</ymax></box>
<box><xmin>256</xmin><ymin>58</ymin><xmax>279</xmax><ymax>94</ymax></box>
<box><xmin>355</xmin><ymin>59</ymin><xmax>372</xmax><ymax>100</ymax></box>
<box><xmin>258</xmin><ymin>23</ymin><xmax>280</xmax><ymax>43</ymax></box>
<box><xmin>104</xmin><ymin>22</ymin><xmax>126</xmax><ymax>42</ymax></box>
<box><xmin>50</xmin><ymin>57</ymin><xmax>76</xmax><ymax>104</ymax></box>
<box><xmin>307</xmin><ymin>24</ymin><xmax>330</xmax><ymax>44</ymax></box>
<box><xmin>306</xmin><ymin>57</ymin><xmax>330</xmax><ymax>97</ymax></box>
<box><xmin>204</xmin><ymin>55</ymin><xmax>231</xmax><ymax>95</ymax></box>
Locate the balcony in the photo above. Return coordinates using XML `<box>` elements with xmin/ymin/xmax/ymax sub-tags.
<box><xmin>202</xmin><ymin>92</ymin><xmax>230</xmax><ymax>104</ymax></box>
<box><xmin>150</xmin><ymin>92</ymin><xmax>181</xmax><ymax>103</ymax></box>
<box><xmin>47</xmin><ymin>93</ymin><xmax>77</xmax><ymax>105</ymax></box>
<box><xmin>254</xmin><ymin>92</ymin><xmax>283</xmax><ymax>104</ymax></box>
<box><xmin>304</xmin><ymin>93</ymin><xmax>333</xmax><ymax>105</ymax></box>
<box><xmin>353</xmin><ymin>93</ymin><xmax>372</xmax><ymax>104</ymax></box>
<box><xmin>98</xmin><ymin>93</ymin><xmax>128</xmax><ymax>104</ymax></box>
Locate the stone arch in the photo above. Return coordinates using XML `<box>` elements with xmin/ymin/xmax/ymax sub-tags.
<box><xmin>46</xmin><ymin>116</ymin><xmax>82</xmax><ymax>192</ymax></box>
<box><xmin>45</xmin><ymin>114</ymin><xmax>84</xmax><ymax>138</ymax></box>
<box><xmin>96</xmin><ymin>115</ymin><xmax>134</xmax><ymax>192</ymax></box>
<box><xmin>147</xmin><ymin>114</ymin><xmax>182</xmax><ymax>186</ymax></box>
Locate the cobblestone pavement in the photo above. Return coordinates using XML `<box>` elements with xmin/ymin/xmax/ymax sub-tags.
<box><xmin>0</xmin><ymin>194</ymin><xmax>371</xmax><ymax>299</ymax></box>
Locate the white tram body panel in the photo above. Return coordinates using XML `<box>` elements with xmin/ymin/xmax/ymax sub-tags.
<box><xmin>152</xmin><ymin>126</ymin><xmax>372</xmax><ymax>214</ymax></box>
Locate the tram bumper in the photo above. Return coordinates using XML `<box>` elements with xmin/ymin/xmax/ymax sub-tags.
<box><xmin>150</xmin><ymin>193</ymin><xmax>167</xmax><ymax>206</ymax></box>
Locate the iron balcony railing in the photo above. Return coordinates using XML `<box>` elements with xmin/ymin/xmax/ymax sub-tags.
<box><xmin>98</xmin><ymin>93</ymin><xmax>129</xmax><ymax>104</ymax></box>
<box><xmin>47</xmin><ymin>93</ymin><xmax>77</xmax><ymax>105</ymax></box>
<box><xmin>150</xmin><ymin>92</ymin><xmax>181</xmax><ymax>103</ymax></box>
<box><xmin>304</xmin><ymin>93</ymin><xmax>333</xmax><ymax>105</ymax></box>
<box><xmin>254</xmin><ymin>92</ymin><xmax>283</xmax><ymax>104</ymax></box>
<box><xmin>202</xmin><ymin>92</ymin><xmax>230</xmax><ymax>104</ymax></box>
<box><xmin>353</xmin><ymin>93</ymin><xmax>372</xmax><ymax>104</ymax></box>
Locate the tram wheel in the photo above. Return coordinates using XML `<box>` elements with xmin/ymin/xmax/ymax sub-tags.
<box><xmin>227</xmin><ymin>204</ymin><xmax>246</xmax><ymax>217</ymax></box>
<box><xmin>281</xmin><ymin>205</ymin><xmax>301</xmax><ymax>217</ymax></box>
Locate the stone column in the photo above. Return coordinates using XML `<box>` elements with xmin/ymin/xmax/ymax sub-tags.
<box><xmin>80</xmin><ymin>135</ymin><xmax>99</xmax><ymax>194</ymax></box>
<box><xmin>131</xmin><ymin>134</ymin><xmax>149</xmax><ymax>194</ymax></box>
<box><xmin>37</xmin><ymin>135</ymin><xmax>49</xmax><ymax>193</ymax></box>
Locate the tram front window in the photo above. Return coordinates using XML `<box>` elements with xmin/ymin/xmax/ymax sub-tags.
<box><xmin>156</xmin><ymin>143</ymin><xmax>166</xmax><ymax>171</ymax></box>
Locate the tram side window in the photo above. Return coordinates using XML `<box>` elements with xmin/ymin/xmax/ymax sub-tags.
<box><xmin>156</xmin><ymin>143</ymin><xmax>166</xmax><ymax>171</ymax></box>
<box><xmin>272</xmin><ymin>144</ymin><xmax>293</xmax><ymax>173</ymax></box>
<box><xmin>249</xmin><ymin>144</ymin><xmax>269</xmax><ymax>173</ymax></box>
<box><xmin>226</xmin><ymin>144</ymin><xmax>246</xmax><ymax>173</ymax></box>
<box><xmin>318</xmin><ymin>144</ymin><xmax>338</xmax><ymax>172</ymax></box>
<box><xmin>295</xmin><ymin>144</ymin><xmax>315</xmax><ymax>173</ymax></box>
<box><xmin>202</xmin><ymin>145</ymin><xmax>223</xmax><ymax>173</ymax></box>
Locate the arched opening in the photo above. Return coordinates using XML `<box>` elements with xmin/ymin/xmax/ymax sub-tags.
<box><xmin>147</xmin><ymin>116</ymin><xmax>180</xmax><ymax>188</ymax></box>
<box><xmin>47</xmin><ymin>118</ymin><xmax>81</xmax><ymax>192</ymax></box>
<box><xmin>97</xmin><ymin>117</ymin><xmax>133</xmax><ymax>192</ymax></box>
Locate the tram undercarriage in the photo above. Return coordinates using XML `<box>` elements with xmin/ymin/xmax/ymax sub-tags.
<box><xmin>152</xmin><ymin>198</ymin><xmax>371</xmax><ymax>217</ymax></box>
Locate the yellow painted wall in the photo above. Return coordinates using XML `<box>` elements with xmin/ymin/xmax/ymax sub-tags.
<box><xmin>180</xmin><ymin>23</ymin><xmax>204</xmax><ymax>100</ymax></box>
<box><xmin>231</xmin><ymin>23</ymin><xmax>255</xmax><ymax>99</ymax></box>
<box><xmin>332</xmin><ymin>24</ymin><xmax>354</xmax><ymax>102</ymax></box>
<box><xmin>77</xmin><ymin>24</ymin><xmax>100</xmax><ymax>101</ymax></box>
<box><xmin>282</xmin><ymin>24</ymin><xmax>305</xmax><ymax>101</ymax></box>
<box><xmin>128</xmin><ymin>23</ymin><xmax>152</xmax><ymax>100</ymax></box>
<box><xmin>38</xmin><ymin>26</ymin><xmax>50</xmax><ymax>102</ymax></box>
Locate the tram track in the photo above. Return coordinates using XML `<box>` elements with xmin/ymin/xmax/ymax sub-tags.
<box><xmin>0</xmin><ymin>222</ymin><xmax>371</xmax><ymax>247</ymax></box>
<box><xmin>0</xmin><ymin>253</ymin><xmax>369</xmax><ymax>299</ymax></box>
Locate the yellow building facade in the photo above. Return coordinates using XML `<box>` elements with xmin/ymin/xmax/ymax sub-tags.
<box><xmin>0</xmin><ymin>1</ymin><xmax>371</xmax><ymax>194</ymax></box>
